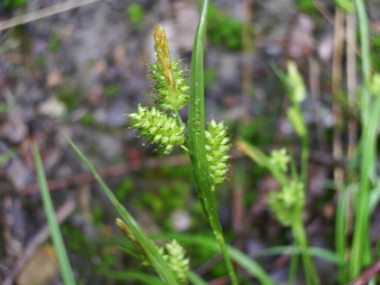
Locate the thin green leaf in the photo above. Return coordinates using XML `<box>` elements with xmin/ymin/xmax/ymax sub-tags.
<box><xmin>350</xmin><ymin>0</ymin><xmax>375</xmax><ymax>278</ymax></box>
<box><xmin>32</xmin><ymin>142</ymin><xmax>76</xmax><ymax>285</ymax></box>
<box><xmin>118</xmin><ymin>245</ymin><xmax>144</xmax><ymax>260</ymax></box>
<box><xmin>187</xmin><ymin>0</ymin><xmax>238</xmax><ymax>284</ymax></box>
<box><xmin>254</xmin><ymin>245</ymin><xmax>344</xmax><ymax>265</ymax></box>
<box><xmin>99</xmin><ymin>270</ymin><xmax>166</xmax><ymax>285</ymax></box>
<box><xmin>336</xmin><ymin>184</ymin><xmax>350</xmax><ymax>283</ymax></box>
<box><xmin>0</xmin><ymin>148</ymin><xmax>16</xmax><ymax>166</ymax></box>
<box><xmin>64</xmin><ymin>134</ymin><xmax>179</xmax><ymax>285</ymax></box>
<box><xmin>189</xmin><ymin>272</ymin><xmax>208</xmax><ymax>285</ymax></box>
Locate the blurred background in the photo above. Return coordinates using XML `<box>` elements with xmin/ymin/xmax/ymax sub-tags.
<box><xmin>1</xmin><ymin>0</ymin><xmax>380</xmax><ymax>284</ymax></box>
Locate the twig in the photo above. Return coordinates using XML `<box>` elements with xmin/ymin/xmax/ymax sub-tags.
<box><xmin>332</xmin><ymin>8</ymin><xmax>345</xmax><ymax>191</ymax></box>
<box><xmin>2</xmin><ymin>199</ymin><xmax>76</xmax><ymax>285</ymax></box>
<box><xmin>346</xmin><ymin>13</ymin><xmax>357</xmax><ymax>158</ymax></box>
<box><xmin>0</xmin><ymin>0</ymin><xmax>100</xmax><ymax>31</ymax></box>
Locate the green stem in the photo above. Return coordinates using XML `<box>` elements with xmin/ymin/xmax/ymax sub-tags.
<box><xmin>350</xmin><ymin>96</ymin><xmax>380</xmax><ymax>278</ymax></box>
<box><xmin>300</xmin><ymin>129</ymin><xmax>309</xmax><ymax>188</ymax></box>
<box><xmin>336</xmin><ymin>184</ymin><xmax>349</xmax><ymax>284</ymax></box>
<box><xmin>291</xmin><ymin>210</ymin><xmax>321</xmax><ymax>285</ymax></box>
<box><xmin>288</xmin><ymin>248</ymin><xmax>299</xmax><ymax>285</ymax></box>
<box><xmin>187</xmin><ymin>0</ymin><xmax>238</xmax><ymax>284</ymax></box>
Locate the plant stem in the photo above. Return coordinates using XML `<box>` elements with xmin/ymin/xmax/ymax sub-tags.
<box><xmin>291</xmin><ymin>209</ymin><xmax>321</xmax><ymax>285</ymax></box>
<box><xmin>300</xmin><ymin>125</ymin><xmax>309</xmax><ymax>188</ymax></box>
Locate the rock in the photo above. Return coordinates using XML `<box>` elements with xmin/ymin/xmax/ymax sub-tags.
<box><xmin>1</xmin><ymin>107</ymin><xmax>28</xmax><ymax>144</ymax></box>
<box><xmin>39</xmin><ymin>96</ymin><xmax>66</xmax><ymax>118</ymax></box>
<box><xmin>106</xmin><ymin>99</ymin><xmax>129</xmax><ymax>127</ymax></box>
<box><xmin>96</xmin><ymin>133</ymin><xmax>122</xmax><ymax>160</ymax></box>
<box><xmin>170</xmin><ymin>210</ymin><xmax>191</xmax><ymax>232</ymax></box>
<box><xmin>47</xmin><ymin>69</ymin><xmax>62</xmax><ymax>88</ymax></box>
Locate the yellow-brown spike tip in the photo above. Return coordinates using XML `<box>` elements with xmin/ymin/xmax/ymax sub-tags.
<box><xmin>154</xmin><ymin>24</ymin><xmax>167</xmax><ymax>47</ymax></box>
<box><xmin>153</xmin><ymin>24</ymin><xmax>174</xmax><ymax>90</ymax></box>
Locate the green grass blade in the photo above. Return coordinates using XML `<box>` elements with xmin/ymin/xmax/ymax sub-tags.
<box><xmin>336</xmin><ymin>184</ymin><xmax>350</xmax><ymax>283</ymax></box>
<box><xmin>64</xmin><ymin>134</ymin><xmax>179</xmax><ymax>285</ymax></box>
<box><xmin>349</xmin><ymin>1</ymin><xmax>373</xmax><ymax>277</ymax></box>
<box><xmin>350</xmin><ymin>96</ymin><xmax>380</xmax><ymax>278</ymax></box>
<box><xmin>188</xmin><ymin>272</ymin><xmax>208</xmax><ymax>285</ymax></box>
<box><xmin>288</xmin><ymin>249</ymin><xmax>299</xmax><ymax>285</ymax></box>
<box><xmin>32</xmin><ymin>142</ymin><xmax>76</xmax><ymax>285</ymax></box>
<box><xmin>0</xmin><ymin>148</ymin><xmax>16</xmax><ymax>166</ymax></box>
<box><xmin>187</xmin><ymin>0</ymin><xmax>238</xmax><ymax>284</ymax></box>
<box><xmin>254</xmin><ymin>246</ymin><xmax>345</xmax><ymax>265</ymax></box>
<box><xmin>188</xmin><ymin>0</ymin><xmax>212</xmax><ymax>202</ymax></box>
<box><xmin>99</xmin><ymin>270</ymin><xmax>166</xmax><ymax>285</ymax></box>
<box><xmin>153</xmin><ymin>233</ymin><xmax>274</xmax><ymax>285</ymax></box>
<box><xmin>369</xmin><ymin>178</ymin><xmax>380</xmax><ymax>213</ymax></box>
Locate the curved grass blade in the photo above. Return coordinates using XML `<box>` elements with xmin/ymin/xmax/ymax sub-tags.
<box><xmin>0</xmin><ymin>148</ymin><xmax>16</xmax><ymax>166</ymax></box>
<box><xmin>189</xmin><ymin>272</ymin><xmax>208</xmax><ymax>285</ymax></box>
<box><xmin>187</xmin><ymin>0</ymin><xmax>238</xmax><ymax>284</ymax></box>
<box><xmin>254</xmin><ymin>246</ymin><xmax>345</xmax><ymax>265</ymax></box>
<box><xmin>64</xmin><ymin>134</ymin><xmax>179</xmax><ymax>285</ymax></box>
<box><xmin>32</xmin><ymin>142</ymin><xmax>76</xmax><ymax>285</ymax></box>
<box><xmin>99</xmin><ymin>270</ymin><xmax>166</xmax><ymax>285</ymax></box>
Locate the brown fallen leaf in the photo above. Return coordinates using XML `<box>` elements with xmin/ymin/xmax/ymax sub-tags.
<box><xmin>16</xmin><ymin>244</ymin><xmax>59</xmax><ymax>285</ymax></box>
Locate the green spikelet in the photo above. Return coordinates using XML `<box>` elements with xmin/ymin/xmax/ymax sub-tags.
<box><xmin>205</xmin><ymin>120</ymin><xmax>230</xmax><ymax>189</ymax></box>
<box><xmin>267</xmin><ymin>180</ymin><xmax>305</xmax><ymax>226</ymax></box>
<box><xmin>149</xmin><ymin>24</ymin><xmax>189</xmax><ymax>111</ymax></box>
<box><xmin>269</xmin><ymin>148</ymin><xmax>291</xmax><ymax>173</ymax></box>
<box><xmin>129</xmin><ymin>105</ymin><xmax>185</xmax><ymax>154</ymax></box>
<box><xmin>286</xmin><ymin>61</ymin><xmax>306</xmax><ymax>103</ymax></box>
<box><xmin>141</xmin><ymin>240</ymin><xmax>189</xmax><ymax>284</ymax></box>
<box><xmin>165</xmin><ymin>240</ymin><xmax>190</xmax><ymax>284</ymax></box>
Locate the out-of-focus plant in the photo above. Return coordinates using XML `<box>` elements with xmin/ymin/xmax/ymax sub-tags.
<box><xmin>207</xmin><ymin>2</ymin><xmax>243</xmax><ymax>50</ymax></box>
<box><xmin>3</xmin><ymin>0</ymin><xmax>27</xmax><ymax>8</ymax></box>
<box><xmin>237</xmin><ymin>61</ymin><xmax>321</xmax><ymax>285</ymax></box>
<box><xmin>126</xmin><ymin>3</ymin><xmax>145</xmax><ymax>25</ymax></box>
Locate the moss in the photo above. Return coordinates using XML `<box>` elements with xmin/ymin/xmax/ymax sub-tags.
<box><xmin>81</xmin><ymin>112</ymin><xmax>95</xmax><ymax>126</ymax></box>
<box><xmin>126</xmin><ymin>3</ymin><xmax>145</xmax><ymax>25</ymax></box>
<box><xmin>57</xmin><ymin>85</ymin><xmax>81</xmax><ymax>110</ymax></box>
<box><xmin>105</xmin><ymin>84</ymin><xmax>121</xmax><ymax>97</ymax></box>
<box><xmin>48</xmin><ymin>31</ymin><xmax>61</xmax><ymax>53</ymax></box>
<box><xmin>207</xmin><ymin>3</ymin><xmax>243</xmax><ymax>50</ymax></box>
<box><xmin>297</xmin><ymin>0</ymin><xmax>319</xmax><ymax>17</ymax></box>
<box><xmin>3</xmin><ymin>0</ymin><xmax>27</xmax><ymax>8</ymax></box>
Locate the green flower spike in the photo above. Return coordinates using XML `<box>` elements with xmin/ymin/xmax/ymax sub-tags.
<box><xmin>149</xmin><ymin>24</ymin><xmax>189</xmax><ymax>111</ymax></box>
<box><xmin>165</xmin><ymin>240</ymin><xmax>190</xmax><ymax>285</ymax></box>
<box><xmin>129</xmin><ymin>105</ymin><xmax>185</xmax><ymax>154</ymax></box>
<box><xmin>286</xmin><ymin>61</ymin><xmax>306</xmax><ymax>103</ymax></box>
<box><xmin>270</xmin><ymin>148</ymin><xmax>291</xmax><ymax>173</ymax></box>
<box><xmin>267</xmin><ymin>180</ymin><xmax>305</xmax><ymax>226</ymax></box>
<box><xmin>205</xmin><ymin>119</ymin><xmax>230</xmax><ymax>189</ymax></box>
<box><xmin>140</xmin><ymin>240</ymin><xmax>190</xmax><ymax>284</ymax></box>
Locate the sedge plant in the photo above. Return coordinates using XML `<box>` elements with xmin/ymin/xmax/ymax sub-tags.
<box><xmin>127</xmin><ymin>1</ymin><xmax>237</xmax><ymax>281</ymax></box>
<box><xmin>237</xmin><ymin>61</ymin><xmax>320</xmax><ymax>285</ymax></box>
<box><xmin>61</xmin><ymin>0</ymin><xmax>268</xmax><ymax>283</ymax></box>
<box><xmin>31</xmin><ymin>0</ymin><xmax>380</xmax><ymax>283</ymax></box>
